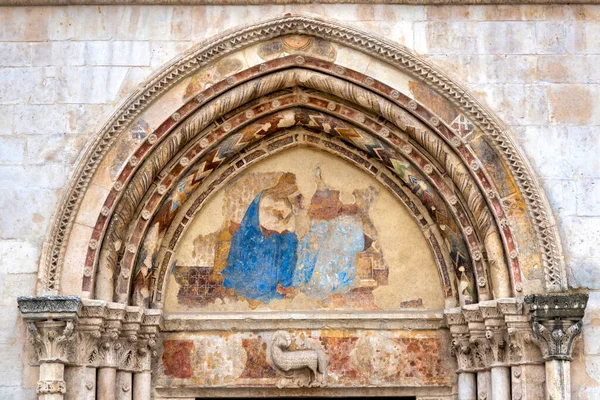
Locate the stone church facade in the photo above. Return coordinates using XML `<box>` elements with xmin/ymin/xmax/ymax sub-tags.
<box><xmin>1</xmin><ymin>3</ymin><xmax>599</xmax><ymax>400</ymax></box>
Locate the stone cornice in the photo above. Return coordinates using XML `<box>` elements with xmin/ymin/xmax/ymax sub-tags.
<box><xmin>0</xmin><ymin>0</ymin><xmax>598</xmax><ymax>5</ymax></box>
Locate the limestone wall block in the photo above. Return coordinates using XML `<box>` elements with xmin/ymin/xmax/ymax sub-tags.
<box><xmin>1</xmin><ymin>274</ymin><xmax>36</xmax><ymax>306</ymax></box>
<box><xmin>150</xmin><ymin>41</ymin><xmax>194</xmax><ymax>69</ymax></box>
<box><xmin>85</xmin><ymin>41</ymin><xmax>152</xmax><ymax>67</ymax></box>
<box><xmin>0</xmin><ymin>43</ymin><xmax>32</xmax><ymax>67</ymax></box>
<box><xmin>30</xmin><ymin>42</ymin><xmax>86</xmax><ymax>67</ymax></box>
<box><xmin>0</xmin><ymin>105</ymin><xmax>13</xmax><ymax>135</ymax></box>
<box><xmin>113</xmin><ymin>6</ymin><xmax>193</xmax><ymax>41</ymax></box>
<box><xmin>549</xmin><ymin>84</ymin><xmax>600</xmax><ymax>125</ymax></box>
<box><xmin>537</xmin><ymin>55</ymin><xmax>591</xmax><ymax>83</ymax></box>
<box><xmin>13</xmin><ymin>104</ymin><xmax>68</xmax><ymax>135</ymax></box>
<box><xmin>48</xmin><ymin>6</ymin><xmax>120</xmax><ymax>41</ymax></box>
<box><xmin>0</xmin><ymin>187</ymin><xmax>59</xmax><ymax>239</ymax></box>
<box><xmin>56</xmin><ymin>66</ymin><xmax>129</xmax><ymax>104</ymax></box>
<box><xmin>469</xmin><ymin>84</ymin><xmax>549</xmax><ymax>125</ymax></box>
<box><xmin>0</xmin><ymin>136</ymin><xmax>26</xmax><ymax>164</ymax></box>
<box><xmin>0</xmin><ymin>7</ymin><xmax>49</xmax><ymax>41</ymax></box>
<box><xmin>0</xmin><ymin>240</ymin><xmax>39</xmax><ymax>275</ymax></box>
<box><xmin>26</xmin><ymin>134</ymin><xmax>88</xmax><ymax>165</ymax></box>
<box><xmin>541</xmin><ymin>179</ymin><xmax>577</xmax><ymax>218</ymax></box>
<box><xmin>577</xmin><ymin>179</ymin><xmax>600</xmax><ymax>216</ymax></box>
<box><xmin>566</xmin><ymin>22</ymin><xmax>600</xmax><ymax>54</ymax></box>
<box><xmin>0</xmin><ymin>304</ymin><xmax>19</xmax><ymax>342</ymax></box>
<box><xmin>66</xmin><ymin>104</ymin><xmax>115</xmax><ymax>135</ymax></box>
<box><xmin>0</xmin><ymin>165</ymin><xmax>68</xmax><ymax>190</ymax></box>
<box><xmin>0</xmin><ymin>68</ymin><xmax>48</xmax><ymax>105</ymax></box>
<box><xmin>561</xmin><ymin>216</ymin><xmax>600</xmax><ymax>260</ymax></box>
<box><xmin>475</xmin><ymin>21</ymin><xmax>537</xmax><ymax>54</ymax></box>
<box><xmin>535</xmin><ymin>21</ymin><xmax>568</xmax><ymax>54</ymax></box>
<box><xmin>568</xmin><ymin>258</ymin><xmax>600</xmax><ymax>290</ymax></box>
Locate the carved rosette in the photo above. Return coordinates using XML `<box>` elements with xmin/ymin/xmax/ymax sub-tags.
<box><xmin>525</xmin><ymin>294</ymin><xmax>588</xmax><ymax>361</ymax></box>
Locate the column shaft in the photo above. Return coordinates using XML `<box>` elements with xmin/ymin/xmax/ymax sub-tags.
<box><xmin>97</xmin><ymin>367</ymin><xmax>117</xmax><ymax>400</ymax></box>
<box><xmin>117</xmin><ymin>371</ymin><xmax>133</xmax><ymax>400</ymax></box>
<box><xmin>133</xmin><ymin>371</ymin><xmax>152</xmax><ymax>400</ymax></box>
<box><xmin>477</xmin><ymin>370</ymin><xmax>492</xmax><ymax>400</ymax></box>
<box><xmin>38</xmin><ymin>362</ymin><xmax>65</xmax><ymax>400</ymax></box>
<box><xmin>458</xmin><ymin>372</ymin><xmax>477</xmax><ymax>400</ymax></box>
<box><xmin>64</xmin><ymin>365</ymin><xmax>96</xmax><ymax>400</ymax></box>
<box><xmin>491</xmin><ymin>366</ymin><xmax>511</xmax><ymax>400</ymax></box>
<box><xmin>545</xmin><ymin>360</ymin><xmax>570</xmax><ymax>400</ymax></box>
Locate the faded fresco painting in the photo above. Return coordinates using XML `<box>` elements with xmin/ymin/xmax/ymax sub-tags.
<box><xmin>157</xmin><ymin>330</ymin><xmax>455</xmax><ymax>388</ymax></box>
<box><xmin>165</xmin><ymin>148</ymin><xmax>444</xmax><ymax>312</ymax></box>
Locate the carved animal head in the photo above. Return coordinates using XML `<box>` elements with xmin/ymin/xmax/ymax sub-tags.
<box><xmin>271</xmin><ymin>330</ymin><xmax>292</xmax><ymax>349</ymax></box>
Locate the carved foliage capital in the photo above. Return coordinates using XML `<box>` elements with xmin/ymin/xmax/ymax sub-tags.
<box><xmin>26</xmin><ymin>320</ymin><xmax>76</xmax><ymax>362</ymax></box>
<box><xmin>525</xmin><ymin>294</ymin><xmax>588</xmax><ymax>361</ymax></box>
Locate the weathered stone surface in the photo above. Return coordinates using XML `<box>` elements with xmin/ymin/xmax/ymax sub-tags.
<box><xmin>0</xmin><ymin>5</ymin><xmax>598</xmax><ymax>399</ymax></box>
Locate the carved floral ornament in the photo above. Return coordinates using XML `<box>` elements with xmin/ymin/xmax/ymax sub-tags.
<box><xmin>17</xmin><ymin>296</ymin><xmax>162</xmax><ymax>371</ymax></box>
<box><xmin>38</xmin><ymin>15</ymin><xmax>565</xmax><ymax>309</ymax></box>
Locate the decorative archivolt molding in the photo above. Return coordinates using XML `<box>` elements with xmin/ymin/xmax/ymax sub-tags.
<box><xmin>99</xmin><ymin>72</ymin><xmax>510</xmax><ymax>304</ymax></box>
<box><xmin>40</xmin><ymin>15</ymin><xmax>565</xmax><ymax>297</ymax></box>
<box><xmin>143</xmin><ymin>128</ymin><xmax>460</xmax><ymax>306</ymax></box>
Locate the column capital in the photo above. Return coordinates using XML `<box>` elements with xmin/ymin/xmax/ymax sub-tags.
<box><xmin>136</xmin><ymin>309</ymin><xmax>163</xmax><ymax>372</ymax></box>
<box><xmin>524</xmin><ymin>293</ymin><xmax>588</xmax><ymax>361</ymax></box>
<box><xmin>17</xmin><ymin>296</ymin><xmax>82</xmax><ymax>363</ymax></box>
<box><xmin>445</xmin><ymin>308</ymin><xmax>475</xmax><ymax>373</ymax></box>
<box><xmin>479</xmin><ymin>300</ymin><xmax>509</xmax><ymax>367</ymax></box>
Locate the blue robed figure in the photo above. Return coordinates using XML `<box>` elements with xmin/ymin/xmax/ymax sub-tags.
<box><xmin>221</xmin><ymin>174</ymin><xmax>299</xmax><ymax>303</ymax></box>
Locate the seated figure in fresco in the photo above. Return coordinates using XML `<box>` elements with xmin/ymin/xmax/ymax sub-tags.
<box><xmin>221</xmin><ymin>173</ymin><xmax>300</xmax><ymax>303</ymax></box>
<box><xmin>293</xmin><ymin>168</ymin><xmax>365</xmax><ymax>299</ymax></box>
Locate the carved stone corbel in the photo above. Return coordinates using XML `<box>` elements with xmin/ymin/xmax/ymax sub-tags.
<box><xmin>524</xmin><ymin>294</ymin><xmax>588</xmax><ymax>361</ymax></box>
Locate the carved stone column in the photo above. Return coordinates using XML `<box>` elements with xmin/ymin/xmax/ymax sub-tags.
<box><xmin>17</xmin><ymin>296</ymin><xmax>82</xmax><ymax>400</ymax></box>
<box><xmin>480</xmin><ymin>300</ymin><xmax>510</xmax><ymax>400</ymax></box>
<box><xmin>133</xmin><ymin>309</ymin><xmax>161</xmax><ymax>400</ymax></box>
<box><xmin>97</xmin><ymin>302</ymin><xmax>127</xmax><ymax>400</ymax></box>
<box><xmin>463</xmin><ymin>304</ymin><xmax>492</xmax><ymax>400</ymax></box>
<box><xmin>65</xmin><ymin>299</ymin><xmax>106</xmax><ymax>400</ymax></box>
<box><xmin>525</xmin><ymin>294</ymin><xmax>588</xmax><ymax>400</ymax></box>
<box><xmin>116</xmin><ymin>306</ymin><xmax>143</xmax><ymax>400</ymax></box>
<box><xmin>446</xmin><ymin>308</ymin><xmax>477</xmax><ymax>400</ymax></box>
